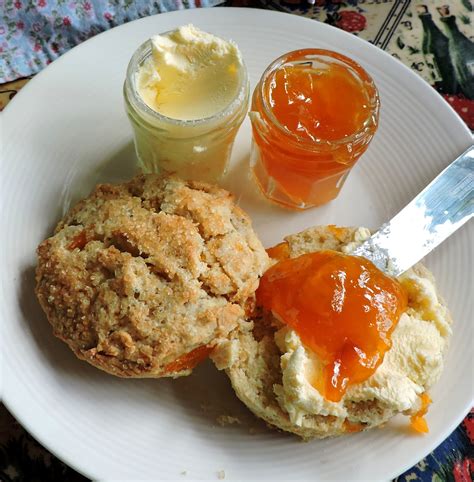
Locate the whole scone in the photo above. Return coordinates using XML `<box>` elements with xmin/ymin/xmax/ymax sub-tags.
<box><xmin>36</xmin><ymin>174</ymin><xmax>269</xmax><ymax>378</ymax></box>
<box><xmin>214</xmin><ymin>225</ymin><xmax>452</xmax><ymax>439</ymax></box>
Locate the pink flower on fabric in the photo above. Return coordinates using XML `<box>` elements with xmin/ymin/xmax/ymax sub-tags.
<box><xmin>38</xmin><ymin>0</ymin><xmax>46</xmax><ymax>7</ymax></box>
<box><xmin>51</xmin><ymin>42</ymin><xmax>59</xmax><ymax>53</ymax></box>
<box><xmin>104</xmin><ymin>12</ymin><xmax>113</xmax><ymax>20</ymax></box>
<box><xmin>14</xmin><ymin>0</ymin><xmax>22</xmax><ymax>9</ymax></box>
<box><xmin>34</xmin><ymin>43</ymin><xmax>41</xmax><ymax>52</ymax></box>
<box><xmin>84</xmin><ymin>1</ymin><xmax>91</xmax><ymax>11</ymax></box>
<box><xmin>16</xmin><ymin>21</ymin><xmax>25</xmax><ymax>29</ymax></box>
<box><xmin>336</xmin><ymin>11</ymin><xmax>367</xmax><ymax>33</ymax></box>
<box><xmin>63</xmin><ymin>17</ymin><xmax>71</xmax><ymax>26</ymax></box>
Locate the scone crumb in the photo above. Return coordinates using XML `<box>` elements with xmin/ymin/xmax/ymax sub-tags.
<box><xmin>180</xmin><ymin>470</ymin><xmax>188</xmax><ymax>476</ymax></box>
<box><xmin>216</xmin><ymin>415</ymin><xmax>241</xmax><ymax>426</ymax></box>
<box><xmin>211</xmin><ymin>339</ymin><xmax>239</xmax><ymax>370</ymax></box>
<box><xmin>217</xmin><ymin>470</ymin><xmax>226</xmax><ymax>480</ymax></box>
<box><xmin>200</xmin><ymin>402</ymin><xmax>212</xmax><ymax>412</ymax></box>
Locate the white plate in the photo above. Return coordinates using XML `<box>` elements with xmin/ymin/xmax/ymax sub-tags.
<box><xmin>2</xmin><ymin>7</ymin><xmax>473</xmax><ymax>481</ymax></box>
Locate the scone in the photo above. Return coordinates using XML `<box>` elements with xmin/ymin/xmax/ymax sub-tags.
<box><xmin>36</xmin><ymin>174</ymin><xmax>269</xmax><ymax>378</ymax></box>
<box><xmin>215</xmin><ymin>225</ymin><xmax>452</xmax><ymax>439</ymax></box>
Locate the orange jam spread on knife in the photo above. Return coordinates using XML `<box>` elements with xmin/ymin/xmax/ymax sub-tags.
<box><xmin>257</xmin><ymin>250</ymin><xmax>407</xmax><ymax>402</ymax></box>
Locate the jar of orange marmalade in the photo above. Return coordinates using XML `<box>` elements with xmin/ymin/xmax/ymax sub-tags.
<box><xmin>250</xmin><ymin>49</ymin><xmax>380</xmax><ymax>209</ymax></box>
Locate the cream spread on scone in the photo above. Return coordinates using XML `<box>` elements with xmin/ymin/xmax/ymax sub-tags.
<box><xmin>273</xmin><ymin>228</ymin><xmax>451</xmax><ymax>427</ymax></box>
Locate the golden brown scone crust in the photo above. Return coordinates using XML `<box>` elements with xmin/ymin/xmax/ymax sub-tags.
<box><xmin>220</xmin><ymin>226</ymin><xmax>452</xmax><ymax>440</ymax></box>
<box><xmin>36</xmin><ymin>174</ymin><xmax>269</xmax><ymax>378</ymax></box>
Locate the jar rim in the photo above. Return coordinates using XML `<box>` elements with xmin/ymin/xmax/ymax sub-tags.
<box><xmin>258</xmin><ymin>48</ymin><xmax>380</xmax><ymax>148</ymax></box>
<box><xmin>124</xmin><ymin>35</ymin><xmax>249</xmax><ymax>127</ymax></box>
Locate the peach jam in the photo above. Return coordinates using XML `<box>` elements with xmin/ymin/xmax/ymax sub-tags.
<box><xmin>250</xmin><ymin>49</ymin><xmax>379</xmax><ymax>209</ymax></box>
<box><xmin>256</xmin><ymin>249</ymin><xmax>407</xmax><ymax>402</ymax></box>
<box><xmin>410</xmin><ymin>393</ymin><xmax>432</xmax><ymax>434</ymax></box>
<box><xmin>162</xmin><ymin>345</ymin><xmax>213</xmax><ymax>374</ymax></box>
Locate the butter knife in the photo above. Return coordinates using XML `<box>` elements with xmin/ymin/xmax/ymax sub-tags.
<box><xmin>352</xmin><ymin>146</ymin><xmax>474</xmax><ymax>276</ymax></box>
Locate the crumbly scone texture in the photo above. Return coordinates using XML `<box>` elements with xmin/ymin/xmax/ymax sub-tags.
<box><xmin>36</xmin><ymin>174</ymin><xmax>269</xmax><ymax>378</ymax></box>
<box><xmin>219</xmin><ymin>225</ymin><xmax>452</xmax><ymax>440</ymax></box>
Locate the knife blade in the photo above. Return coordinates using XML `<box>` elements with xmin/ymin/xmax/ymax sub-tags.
<box><xmin>351</xmin><ymin>146</ymin><xmax>474</xmax><ymax>277</ymax></box>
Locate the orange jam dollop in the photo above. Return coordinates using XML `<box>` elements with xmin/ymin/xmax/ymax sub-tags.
<box><xmin>256</xmin><ymin>250</ymin><xmax>407</xmax><ymax>402</ymax></box>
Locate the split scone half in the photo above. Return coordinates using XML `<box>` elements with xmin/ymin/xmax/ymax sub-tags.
<box><xmin>36</xmin><ymin>174</ymin><xmax>269</xmax><ymax>378</ymax></box>
<box><xmin>213</xmin><ymin>225</ymin><xmax>452</xmax><ymax>439</ymax></box>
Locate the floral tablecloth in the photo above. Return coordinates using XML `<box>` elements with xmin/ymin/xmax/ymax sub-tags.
<box><xmin>1</xmin><ymin>1</ymin><xmax>473</xmax><ymax>481</ymax></box>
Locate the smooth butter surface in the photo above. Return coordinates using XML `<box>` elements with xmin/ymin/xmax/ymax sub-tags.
<box><xmin>136</xmin><ymin>24</ymin><xmax>242</xmax><ymax>120</ymax></box>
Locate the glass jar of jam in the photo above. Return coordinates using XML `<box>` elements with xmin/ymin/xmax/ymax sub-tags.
<box><xmin>250</xmin><ymin>49</ymin><xmax>380</xmax><ymax>209</ymax></box>
<box><xmin>123</xmin><ymin>29</ymin><xmax>249</xmax><ymax>183</ymax></box>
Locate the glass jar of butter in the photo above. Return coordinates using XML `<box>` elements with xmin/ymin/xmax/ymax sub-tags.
<box><xmin>124</xmin><ymin>36</ymin><xmax>249</xmax><ymax>183</ymax></box>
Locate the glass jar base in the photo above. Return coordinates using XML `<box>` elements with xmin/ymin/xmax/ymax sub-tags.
<box><xmin>132</xmin><ymin>134</ymin><xmax>233</xmax><ymax>183</ymax></box>
<box><xmin>251</xmin><ymin>151</ymin><xmax>351</xmax><ymax>210</ymax></box>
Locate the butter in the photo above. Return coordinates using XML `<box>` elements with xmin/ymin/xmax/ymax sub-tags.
<box><xmin>124</xmin><ymin>25</ymin><xmax>249</xmax><ymax>182</ymax></box>
<box><xmin>136</xmin><ymin>25</ymin><xmax>243</xmax><ymax>120</ymax></box>
<box><xmin>273</xmin><ymin>231</ymin><xmax>451</xmax><ymax>428</ymax></box>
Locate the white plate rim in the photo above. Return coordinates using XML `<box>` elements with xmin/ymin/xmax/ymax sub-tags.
<box><xmin>2</xmin><ymin>7</ymin><xmax>473</xmax><ymax>481</ymax></box>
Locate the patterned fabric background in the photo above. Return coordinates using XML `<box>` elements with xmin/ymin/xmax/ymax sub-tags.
<box><xmin>0</xmin><ymin>0</ymin><xmax>224</xmax><ymax>82</ymax></box>
<box><xmin>255</xmin><ymin>0</ymin><xmax>474</xmax><ymax>129</ymax></box>
<box><xmin>3</xmin><ymin>406</ymin><xmax>472</xmax><ymax>481</ymax></box>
